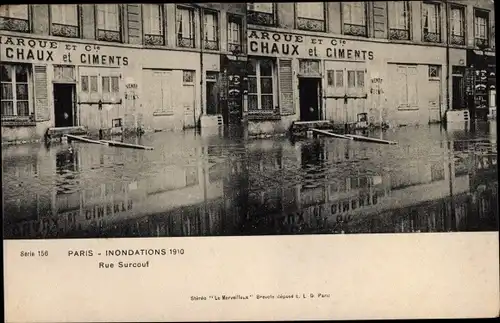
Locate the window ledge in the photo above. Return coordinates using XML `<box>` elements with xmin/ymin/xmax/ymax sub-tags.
<box><xmin>397</xmin><ymin>107</ymin><xmax>419</xmax><ymax>111</ymax></box>
<box><xmin>248</xmin><ymin>112</ymin><xmax>281</xmax><ymax>121</ymax></box>
<box><xmin>1</xmin><ymin>117</ymin><xmax>37</xmax><ymax>127</ymax></box>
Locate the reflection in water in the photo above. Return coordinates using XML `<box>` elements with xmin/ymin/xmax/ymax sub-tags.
<box><xmin>2</xmin><ymin>123</ymin><xmax>498</xmax><ymax>239</ymax></box>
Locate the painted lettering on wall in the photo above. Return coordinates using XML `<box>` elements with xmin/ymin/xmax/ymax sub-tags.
<box><xmin>0</xmin><ymin>36</ymin><xmax>129</xmax><ymax>66</ymax></box>
<box><xmin>247</xmin><ymin>30</ymin><xmax>374</xmax><ymax>61</ymax></box>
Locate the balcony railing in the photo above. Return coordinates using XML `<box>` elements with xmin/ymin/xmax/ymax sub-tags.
<box><xmin>450</xmin><ymin>34</ymin><xmax>465</xmax><ymax>45</ymax></box>
<box><xmin>475</xmin><ymin>38</ymin><xmax>489</xmax><ymax>48</ymax></box>
<box><xmin>177</xmin><ymin>36</ymin><xmax>195</xmax><ymax>48</ymax></box>
<box><xmin>97</xmin><ymin>29</ymin><xmax>121</xmax><ymax>43</ymax></box>
<box><xmin>228</xmin><ymin>43</ymin><xmax>242</xmax><ymax>54</ymax></box>
<box><xmin>204</xmin><ymin>39</ymin><xmax>219</xmax><ymax>51</ymax></box>
<box><xmin>423</xmin><ymin>30</ymin><xmax>441</xmax><ymax>43</ymax></box>
<box><xmin>144</xmin><ymin>34</ymin><xmax>165</xmax><ymax>46</ymax></box>
<box><xmin>343</xmin><ymin>23</ymin><xmax>367</xmax><ymax>37</ymax></box>
<box><xmin>247</xmin><ymin>11</ymin><xmax>274</xmax><ymax>26</ymax></box>
<box><xmin>389</xmin><ymin>28</ymin><xmax>410</xmax><ymax>40</ymax></box>
<box><xmin>296</xmin><ymin>17</ymin><xmax>325</xmax><ymax>32</ymax></box>
<box><xmin>0</xmin><ymin>17</ymin><xmax>29</xmax><ymax>32</ymax></box>
<box><xmin>52</xmin><ymin>23</ymin><xmax>79</xmax><ymax>38</ymax></box>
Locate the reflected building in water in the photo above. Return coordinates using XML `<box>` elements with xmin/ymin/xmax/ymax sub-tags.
<box><xmin>2</xmin><ymin>124</ymin><xmax>498</xmax><ymax>239</ymax></box>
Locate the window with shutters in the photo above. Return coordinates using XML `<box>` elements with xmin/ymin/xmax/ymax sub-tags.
<box><xmin>143</xmin><ymin>4</ymin><xmax>165</xmax><ymax>45</ymax></box>
<box><xmin>388</xmin><ymin>1</ymin><xmax>410</xmax><ymax>40</ymax></box>
<box><xmin>247</xmin><ymin>3</ymin><xmax>275</xmax><ymax>26</ymax></box>
<box><xmin>96</xmin><ymin>4</ymin><xmax>121</xmax><ymax>42</ymax></box>
<box><xmin>227</xmin><ymin>15</ymin><xmax>242</xmax><ymax>53</ymax></box>
<box><xmin>0</xmin><ymin>64</ymin><xmax>32</xmax><ymax>120</ymax></box>
<box><xmin>248</xmin><ymin>58</ymin><xmax>277</xmax><ymax>113</ymax></box>
<box><xmin>51</xmin><ymin>5</ymin><xmax>79</xmax><ymax>38</ymax></box>
<box><xmin>474</xmin><ymin>9</ymin><xmax>489</xmax><ymax>48</ymax></box>
<box><xmin>176</xmin><ymin>6</ymin><xmax>195</xmax><ymax>48</ymax></box>
<box><xmin>296</xmin><ymin>2</ymin><xmax>325</xmax><ymax>32</ymax></box>
<box><xmin>0</xmin><ymin>5</ymin><xmax>29</xmax><ymax>32</ymax></box>
<box><xmin>394</xmin><ymin>65</ymin><xmax>418</xmax><ymax>109</ymax></box>
<box><xmin>203</xmin><ymin>10</ymin><xmax>219</xmax><ymax>50</ymax></box>
<box><xmin>342</xmin><ymin>2</ymin><xmax>367</xmax><ymax>37</ymax></box>
<box><xmin>422</xmin><ymin>2</ymin><xmax>441</xmax><ymax>43</ymax></box>
<box><xmin>450</xmin><ymin>5</ymin><xmax>465</xmax><ymax>45</ymax></box>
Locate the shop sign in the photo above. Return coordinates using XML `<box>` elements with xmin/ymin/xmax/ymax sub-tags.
<box><xmin>0</xmin><ymin>35</ymin><xmax>129</xmax><ymax>66</ymax></box>
<box><xmin>248</xmin><ymin>29</ymin><xmax>374</xmax><ymax>61</ymax></box>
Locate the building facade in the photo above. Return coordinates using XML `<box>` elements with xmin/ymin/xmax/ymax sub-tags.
<box><xmin>245</xmin><ymin>1</ymin><xmax>496</xmax><ymax>135</ymax></box>
<box><xmin>0</xmin><ymin>3</ymin><xmax>247</xmax><ymax>142</ymax></box>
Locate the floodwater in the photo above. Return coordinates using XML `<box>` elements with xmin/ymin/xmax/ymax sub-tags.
<box><xmin>2</xmin><ymin>122</ymin><xmax>498</xmax><ymax>239</ymax></box>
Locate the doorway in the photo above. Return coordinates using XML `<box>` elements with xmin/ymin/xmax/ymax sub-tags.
<box><xmin>452</xmin><ymin>66</ymin><xmax>465</xmax><ymax>110</ymax></box>
<box><xmin>206</xmin><ymin>80</ymin><xmax>219</xmax><ymax>115</ymax></box>
<box><xmin>299</xmin><ymin>78</ymin><xmax>321</xmax><ymax>121</ymax></box>
<box><xmin>54</xmin><ymin>83</ymin><xmax>76</xmax><ymax>127</ymax></box>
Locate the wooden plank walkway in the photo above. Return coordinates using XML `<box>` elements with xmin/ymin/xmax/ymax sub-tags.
<box><xmin>100</xmin><ymin>140</ymin><xmax>154</xmax><ymax>150</ymax></box>
<box><xmin>311</xmin><ymin>129</ymin><xmax>353</xmax><ymax>140</ymax></box>
<box><xmin>345</xmin><ymin>134</ymin><xmax>398</xmax><ymax>145</ymax></box>
<box><xmin>66</xmin><ymin>135</ymin><xmax>108</xmax><ymax>145</ymax></box>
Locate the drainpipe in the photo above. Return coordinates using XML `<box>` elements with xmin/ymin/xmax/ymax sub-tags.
<box><xmin>445</xmin><ymin>0</ymin><xmax>450</xmax><ymax>120</ymax></box>
<box><xmin>199</xmin><ymin>5</ymin><xmax>204</xmax><ymax>128</ymax></box>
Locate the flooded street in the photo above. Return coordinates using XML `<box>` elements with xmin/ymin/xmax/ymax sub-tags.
<box><xmin>2</xmin><ymin>122</ymin><xmax>498</xmax><ymax>239</ymax></box>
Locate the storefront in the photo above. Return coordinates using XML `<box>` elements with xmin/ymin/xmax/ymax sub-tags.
<box><xmin>466</xmin><ymin>49</ymin><xmax>496</xmax><ymax>120</ymax></box>
<box><xmin>246</xmin><ymin>28</ymin><xmax>448</xmax><ymax>134</ymax></box>
<box><xmin>0</xmin><ymin>34</ymin><xmax>204</xmax><ymax>142</ymax></box>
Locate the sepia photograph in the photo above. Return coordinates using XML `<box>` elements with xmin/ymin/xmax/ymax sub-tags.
<box><xmin>2</xmin><ymin>1</ymin><xmax>499</xmax><ymax>322</ymax></box>
<box><xmin>1</xmin><ymin>1</ymin><xmax>497</xmax><ymax>240</ymax></box>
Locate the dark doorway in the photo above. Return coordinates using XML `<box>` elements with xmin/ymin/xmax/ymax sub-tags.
<box><xmin>452</xmin><ymin>66</ymin><xmax>465</xmax><ymax>109</ymax></box>
<box><xmin>54</xmin><ymin>83</ymin><xmax>75</xmax><ymax>127</ymax></box>
<box><xmin>299</xmin><ymin>78</ymin><xmax>321</xmax><ymax>121</ymax></box>
<box><xmin>206</xmin><ymin>80</ymin><xmax>219</xmax><ymax>115</ymax></box>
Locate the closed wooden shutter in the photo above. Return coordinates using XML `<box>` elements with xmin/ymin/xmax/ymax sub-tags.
<box><xmin>407</xmin><ymin>66</ymin><xmax>418</xmax><ymax>107</ymax></box>
<box><xmin>278</xmin><ymin>59</ymin><xmax>294</xmax><ymax>115</ymax></box>
<box><xmin>372</xmin><ymin>1</ymin><xmax>387</xmax><ymax>39</ymax></box>
<box><xmin>34</xmin><ymin>65</ymin><xmax>50</xmax><ymax>121</ymax></box>
<box><xmin>127</xmin><ymin>4</ymin><xmax>142</xmax><ymax>45</ymax></box>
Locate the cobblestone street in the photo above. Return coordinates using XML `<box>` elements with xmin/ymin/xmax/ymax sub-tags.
<box><xmin>2</xmin><ymin>121</ymin><xmax>497</xmax><ymax>239</ymax></box>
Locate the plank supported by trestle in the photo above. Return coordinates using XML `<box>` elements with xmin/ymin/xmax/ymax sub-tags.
<box><xmin>311</xmin><ymin>129</ymin><xmax>353</xmax><ymax>140</ymax></box>
<box><xmin>99</xmin><ymin>140</ymin><xmax>154</xmax><ymax>150</ymax></box>
<box><xmin>345</xmin><ymin>134</ymin><xmax>398</xmax><ymax>145</ymax></box>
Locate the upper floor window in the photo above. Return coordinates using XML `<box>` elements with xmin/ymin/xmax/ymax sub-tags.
<box><xmin>96</xmin><ymin>4</ymin><xmax>121</xmax><ymax>42</ymax></box>
<box><xmin>296</xmin><ymin>2</ymin><xmax>325</xmax><ymax>32</ymax></box>
<box><xmin>176</xmin><ymin>6</ymin><xmax>195</xmax><ymax>48</ymax></box>
<box><xmin>450</xmin><ymin>6</ymin><xmax>465</xmax><ymax>45</ymax></box>
<box><xmin>422</xmin><ymin>2</ymin><xmax>441</xmax><ymax>43</ymax></box>
<box><xmin>388</xmin><ymin>1</ymin><xmax>410</xmax><ymax>40</ymax></box>
<box><xmin>247</xmin><ymin>2</ymin><xmax>275</xmax><ymax>26</ymax></box>
<box><xmin>474</xmin><ymin>9</ymin><xmax>489</xmax><ymax>48</ymax></box>
<box><xmin>203</xmin><ymin>10</ymin><xmax>219</xmax><ymax>50</ymax></box>
<box><xmin>227</xmin><ymin>15</ymin><xmax>242</xmax><ymax>53</ymax></box>
<box><xmin>0</xmin><ymin>5</ymin><xmax>29</xmax><ymax>32</ymax></box>
<box><xmin>143</xmin><ymin>4</ymin><xmax>165</xmax><ymax>45</ymax></box>
<box><xmin>342</xmin><ymin>2</ymin><xmax>367</xmax><ymax>37</ymax></box>
<box><xmin>51</xmin><ymin>5</ymin><xmax>79</xmax><ymax>38</ymax></box>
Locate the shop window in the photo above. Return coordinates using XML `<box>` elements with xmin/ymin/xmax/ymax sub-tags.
<box><xmin>422</xmin><ymin>2</ymin><xmax>441</xmax><ymax>43</ymax></box>
<box><xmin>227</xmin><ymin>15</ymin><xmax>242</xmax><ymax>53</ymax></box>
<box><xmin>96</xmin><ymin>4</ymin><xmax>121</xmax><ymax>43</ymax></box>
<box><xmin>388</xmin><ymin>1</ymin><xmax>410</xmax><ymax>40</ymax></box>
<box><xmin>143</xmin><ymin>4</ymin><xmax>165</xmax><ymax>46</ymax></box>
<box><xmin>0</xmin><ymin>5</ymin><xmax>29</xmax><ymax>32</ymax></box>
<box><xmin>51</xmin><ymin>5</ymin><xmax>79</xmax><ymax>38</ymax></box>
<box><xmin>203</xmin><ymin>10</ymin><xmax>219</xmax><ymax>50</ymax></box>
<box><xmin>296</xmin><ymin>2</ymin><xmax>325</xmax><ymax>32</ymax></box>
<box><xmin>342</xmin><ymin>2</ymin><xmax>367</xmax><ymax>37</ymax></box>
<box><xmin>90</xmin><ymin>76</ymin><xmax>98</xmax><ymax>92</ymax></box>
<box><xmin>248</xmin><ymin>58</ymin><xmax>276</xmax><ymax>113</ymax></box>
<box><xmin>394</xmin><ymin>65</ymin><xmax>418</xmax><ymax>109</ymax></box>
<box><xmin>102</xmin><ymin>76</ymin><xmax>120</xmax><ymax>93</ymax></box>
<box><xmin>176</xmin><ymin>6</ymin><xmax>195</xmax><ymax>48</ymax></box>
<box><xmin>0</xmin><ymin>64</ymin><xmax>32</xmax><ymax>118</ymax></box>
<box><xmin>81</xmin><ymin>76</ymin><xmax>89</xmax><ymax>92</ymax></box>
<box><xmin>247</xmin><ymin>2</ymin><xmax>275</xmax><ymax>26</ymax></box>
<box><xmin>183</xmin><ymin>70</ymin><xmax>195</xmax><ymax>84</ymax></box>
<box><xmin>450</xmin><ymin>5</ymin><xmax>465</xmax><ymax>45</ymax></box>
<box><xmin>474</xmin><ymin>9</ymin><xmax>489</xmax><ymax>48</ymax></box>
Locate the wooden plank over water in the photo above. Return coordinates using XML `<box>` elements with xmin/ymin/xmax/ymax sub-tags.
<box><xmin>311</xmin><ymin>128</ymin><xmax>353</xmax><ymax>140</ymax></box>
<box><xmin>100</xmin><ymin>140</ymin><xmax>154</xmax><ymax>150</ymax></box>
<box><xmin>66</xmin><ymin>135</ymin><xmax>109</xmax><ymax>145</ymax></box>
<box><xmin>345</xmin><ymin>134</ymin><xmax>398</xmax><ymax>145</ymax></box>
